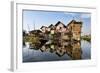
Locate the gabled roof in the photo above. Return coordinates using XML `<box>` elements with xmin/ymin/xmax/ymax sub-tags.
<box><xmin>48</xmin><ymin>24</ymin><xmax>54</xmax><ymax>28</ymax></box>
<box><xmin>40</xmin><ymin>26</ymin><xmax>47</xmax><ymax>29</ymax></box>
<box><xmin>29</xmin><ymin>30</ymin><xmax>42</xmax><ymax>33</ymax></box>
<box><xmin>67</xmin><ymin>20</ymin><xmax>76</xmax><ymax>26</ymax></box>
<box><xmin>55</xmin><ymin>21</ymin><xmax>66</xmax><ymax>28</ymax></box>
<box><xmin>67</xmin><ymin>20</ymin><xmax>82</xmax><ymax>27</ymax></box>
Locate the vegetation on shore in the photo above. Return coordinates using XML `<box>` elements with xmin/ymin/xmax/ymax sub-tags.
<box><xmin>23</xmin><ymin>34</ymin><xmax>40</xmax><ymax>44</ymax></box>
<box><xmin>23</xmin><ymin>29</ymin><xmax>91</xmax><ymax>48</ymax></box>
<box><xmin>81</xmin><ymin>34</ymin><xmax>91</xmax><ymax>42</ymax></box>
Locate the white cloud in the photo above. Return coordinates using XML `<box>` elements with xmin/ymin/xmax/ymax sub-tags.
<box><xmin>81</xmin><ymin>14</ymin><xmax>91</xmax><ymax>18</ymax></box>
<box><xmin>64</xmin><ymin>12</ymin><xmax>78</xmax><ymax>16</ymax></box>
<box><xmin>64</xmin><ymin>12</ymin><xmax>91</xmax><ymax>19</ymax></box>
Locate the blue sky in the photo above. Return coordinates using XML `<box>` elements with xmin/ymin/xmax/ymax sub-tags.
<box><xmin>23</xmin><ymin>10</ymin><xmax>91</xmax><ymax>35</ymax></box>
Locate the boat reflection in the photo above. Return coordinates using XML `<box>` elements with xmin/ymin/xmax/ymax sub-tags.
<box><xmin>29</xmin><ymin>40</ymin><xmax>82</xmax><ymax>60</ymax></box>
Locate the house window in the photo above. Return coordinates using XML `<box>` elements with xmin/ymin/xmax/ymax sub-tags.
<box><xmin>60</xmin><ymin>27</ymin><xmax>62</xmax><ymax>29</ymax></box>
<box><xmin>73</xmin><ymin>25</ymin><xmax>75</xmax><ymax>27</ymax></box>
<box><xmin>71</xmin><ymin>27</ymin><xmax>72</xmax><ymax>30</ymax></box>
<box><xmin>78</xmin><ymin>31</ymin><xmax>81</xmax><ymax>34</ymax></box>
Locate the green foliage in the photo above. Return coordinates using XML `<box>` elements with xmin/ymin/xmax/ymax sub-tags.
<box><xmin>24</xmin><ymin>35</ymin><xmax>40</xmax><ymax>44</ymax></box>
<box><xmin>81</xmin><ymin>35</ymin><xmax>91</xmax><ymax>42</ymax></box>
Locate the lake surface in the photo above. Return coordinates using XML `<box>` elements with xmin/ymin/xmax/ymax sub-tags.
<box><xmin>22</xmin><ymin>40</ymin><xmax>91</xmax><ymax>62</ymax></box>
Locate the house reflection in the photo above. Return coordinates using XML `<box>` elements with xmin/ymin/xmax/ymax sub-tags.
<box><xmin>29</xmin><ymin>40</ymin><xmax>82</xmax><ymax>60</ymax></box>
<box><xmin>68</xmin><ymin>42</ymin><xmax>82</xmax><ymax>60</ymax></box>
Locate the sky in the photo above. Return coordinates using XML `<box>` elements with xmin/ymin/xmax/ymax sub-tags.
<box><xmin>23</xmin><ymin>10</ymin><xmax>91</xmax><ymax>35</ymax></box>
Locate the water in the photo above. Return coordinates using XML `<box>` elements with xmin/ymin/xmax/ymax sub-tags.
<box><xmin>23</xmin><ymin>40</ymin><xmax>91</xmax><ymax>62</ymax></box>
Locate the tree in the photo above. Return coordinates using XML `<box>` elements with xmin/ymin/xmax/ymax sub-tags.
<box><xmin>23</xmin><ymin>30</ymin><xmax>26</xmax><ymax>36</ymax></box>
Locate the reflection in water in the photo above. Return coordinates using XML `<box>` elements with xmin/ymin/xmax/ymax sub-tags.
<box><xmin>23</xmin><ymin>39</ymin><xmax>90</xmax><ymax>62</ymax></box>
<box><xmin>38</xmin><ymin>40</ymin><xmax>82</xmax><ymax>60</ymax></box>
